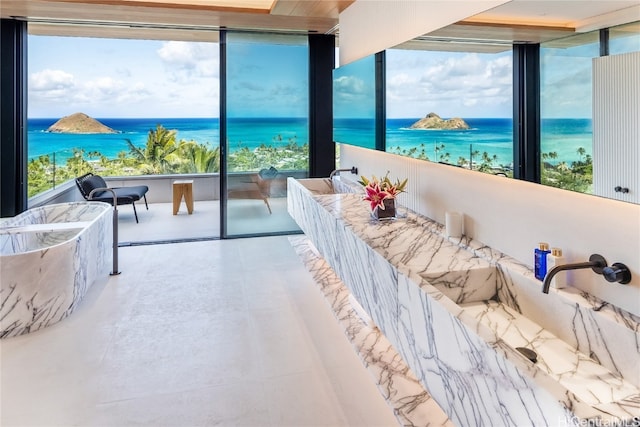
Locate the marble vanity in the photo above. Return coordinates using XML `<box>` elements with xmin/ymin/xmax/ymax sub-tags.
<box><xmin>287</xmin><ymin>177</ymin><xmax>640</xmax><ymax>426</ymax></box>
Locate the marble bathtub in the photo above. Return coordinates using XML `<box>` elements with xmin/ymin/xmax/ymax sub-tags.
<box><xmin>1</xmin><ymin>202</ymin><xmax>112</xmax><ymax>338</ymax></box>
<box><xmin>288</xmin><ymin>177</ymin><xmax>640</xmax><ymax>426</ymax></box>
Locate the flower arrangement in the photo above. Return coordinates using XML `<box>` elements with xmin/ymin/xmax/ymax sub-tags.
<box><xmin>358</xmin><ymin>172</ymin><xmax>408</xmax><ymax>212</ymax></box>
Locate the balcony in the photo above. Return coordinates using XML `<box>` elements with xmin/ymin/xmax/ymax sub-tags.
<box><xmin>28</xmin><ymin>172</ymin><xmax>304</xmax><ymax>242</ymax></box>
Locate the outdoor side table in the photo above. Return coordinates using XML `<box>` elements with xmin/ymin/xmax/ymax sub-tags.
<box><xmin>173</xmin><ymin>179</ymin><xmax>194</xmax><ymax>215</ymax></box>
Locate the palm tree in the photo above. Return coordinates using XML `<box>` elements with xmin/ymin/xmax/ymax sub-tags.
<box><xmin>477</xmin><ymin>151</ymin><xmax>495</xmax><ymax>172</ymax></box>
<box><xmin>65</xmin><ymin>148</ymin><xmax>93</xmax><ymax>178</ymax></box>
<box><xmin>126</xmin><ymin>124</ymin><xmax>181</xmax><ymax>174</ymax></box>
<box><xmin>557</xmin><ymin>161</ymin><xmax>570</xmax><ymax>173</ymax></box>
<box><xmin>179</xmin><ymin>142</ymin><xmax>220</xmax><ymax>173</ymax></box>
<box><xmin>470</xmin><ymin>149</ymin><xmax>480</xmax><ymax>170</ymax></box>
<box><xmin>434</xmin><ymin>142</ymin><xmax>446</xmax><ymax>161</ymax></box>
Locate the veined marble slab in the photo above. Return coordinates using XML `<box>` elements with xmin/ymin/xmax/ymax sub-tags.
<box><xmin>1</xmin><ymin>202</ymin><xmax>112</xmax><ymax>338</ymax></box>
<box><xmin>0</xmin><ymin>221</ymin><xmax>92</xmax><ymax>234</ymax></box>
<box><xmin>287</xmin><ymin>177</ymin><xmax>640</xmax><ymax>426</ymax></box>
<box><xmin>451</xmin><ymin>231</ymin><xmax>640</xmax><ymax>392</ymax></box>
<box><xmin>461</xmin><ymin>301</ymin><xmax>638</xmax><ymax>406</ymax></box>
<box><xmin>289</xmin><ymin>235</ymin><xmax>454</xmax><ymax>427</ymax></box>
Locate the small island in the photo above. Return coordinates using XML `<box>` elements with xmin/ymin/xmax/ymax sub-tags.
<box><xmin>47</xmin><ymin>112</ymin><xmax>119</xmax><ymax>134</ymax></box>
<box><xmin>409</xmin><ymin>112</ymin><xmax>470</xmax><ymax>130</ymax></box>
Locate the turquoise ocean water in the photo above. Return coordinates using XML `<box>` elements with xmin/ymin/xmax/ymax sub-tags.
<box><xmin>28</xmin><ymin>117</ymin><xmax>592</xmax><ymax>167</ymax></box>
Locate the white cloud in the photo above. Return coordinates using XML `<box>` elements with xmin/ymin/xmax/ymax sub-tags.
<box><xmin>334</xmin><ymin>75</ymin><xmax>374</xmax><ymax>109</ymax></box>
<box><xmin>62</xmin><ymin>76</ymin><xmax>152</xmax><ymax>108</ymax></box>
<box><xmin>334</xmin><ymin>75</ymin><xmax>366</xmax><ymax>95</ymax></box>
<box><xmin>30</xmin><ymin>69</ymin><xmax>75</xmax><ymax>92</ymax></box>
<box><xmin>116</xmin><ymin>82</ymin><xmax>152</xmax><ymax>103</ymax></box>
<box><xmin>28</xmin><ymin>37</ymin><xmax>219</xmax><ymax>117</ymax></box>
<box><xmin>388</xmin><ymin>73</ymin><xmax>414</xmax><ymax>86</ymax></box>
<box><xmin>386</xmin><ymin>52</ymin><xmax>513</xmax><ymax>117</ymax></box>
<box><xmin>75</xmin><ymin>76</ymin><xmax>125</xmax><ymax>102</ymax></box>
<box><xmin>197</xmin><ymin>59</ymin><xmax>219</xmax><ymax>78</ymax></box>
<box><xmin>157</xmin><ymin>41</ymin><xmax>219</xmax><ymax>79</ymax></box>
<box><xmin>541</xmin><ymin>67</ymin><xmax>592</xmax><ymax>117</ymax></box>
<box><xmin>158</xmin><ymin>41</ymin><xmax>198</xmax><ymax>66</ymax></box>
<box><xmin>462</xmin><ymin>98</ymin><xmax>478</xmax><ymax>107</ymax></box>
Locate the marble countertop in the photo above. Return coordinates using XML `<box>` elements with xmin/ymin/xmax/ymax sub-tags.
<box><xmin>296</xmin><ymin>183</ymin><xmax>640</xmax><ymax>423</ymax></box>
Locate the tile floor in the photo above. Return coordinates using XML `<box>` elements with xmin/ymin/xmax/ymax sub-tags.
<box><xmin>0</xmin><ymin>236</ymin><xmax>399</xmax><ymax>427</ymax></box>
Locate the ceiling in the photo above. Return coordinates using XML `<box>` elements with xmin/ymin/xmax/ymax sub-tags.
<box><xmin>1</xmin><ymin>0</ymin><xmax>638</xmax><ymax>47</ymax></box>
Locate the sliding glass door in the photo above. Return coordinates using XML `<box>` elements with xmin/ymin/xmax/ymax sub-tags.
<box><xmin>222</xmin><ymin>32</ymin><xmax>308</xmax><ymax>237</ymax></box>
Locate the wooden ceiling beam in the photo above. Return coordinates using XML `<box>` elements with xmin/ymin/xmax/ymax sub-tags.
<box><xmin>270</xmin><ymin>0</ymin><xmax>354</xmax><ymax>18</ymax></box>
<box><xmin>38</xmin><ymin>0</ymin><xmax>272</xmax><ymax>14</ymax></box>
<box><xmin>1</xmin><ymin>0</ymin><xmax>339</xmax><ymax>33</ymax></box>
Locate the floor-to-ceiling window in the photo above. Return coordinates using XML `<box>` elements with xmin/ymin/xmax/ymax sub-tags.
<box><xmin>28</xmin><ymin>35</ymin><xmax>219</xmax><ymax>197</ymax></box>
<box><xmin>223</xmin><ymin>33</ymin><xmax>308</xmax><ymax>237</ymax></box>
<box><xmin>385</xmin><ymin>47</ymin><xmax>513</xmax><ymax>174</ymax></box>
<box><xmin>28</xmin><ymin>34</ymin><xmax>220</xmax><ymax>241</ymax></box>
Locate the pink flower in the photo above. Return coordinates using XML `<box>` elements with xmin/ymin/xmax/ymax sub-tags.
<box><xmin>364</xmin><ymin>182</ymin><xmax>392</xmax><ymax>211</ymax></box>
<box><xmin>385</xmin><ymin>186</ymin><xmax>401</xmax><ymax>198</ymax></box>
<box><xmin>359</xmin><ymin>173</ymin><xmax>407</xmax><ymax>211</ymax></box>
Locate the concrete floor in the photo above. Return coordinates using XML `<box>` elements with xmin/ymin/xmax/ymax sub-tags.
<box><xmin>118</xmin><ymin>198</ymin><xmax>299</xmax><ymax>244</ymax></box>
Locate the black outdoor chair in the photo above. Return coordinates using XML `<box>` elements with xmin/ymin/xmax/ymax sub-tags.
<box><xmin>75</xmin><ymin>173</ymin><xmax>149</xmax><ymax>223</ymax></box>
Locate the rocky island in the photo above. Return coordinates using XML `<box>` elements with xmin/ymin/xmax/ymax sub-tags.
<box><xmin>46</xmin><ymin>112</ymin><xmax>119</xmax><ymax>134</ymax></box>
<box><xmin>409</xmin><ymin>112</ymin><xmax>470</xmax><ymax>130</ymax></box>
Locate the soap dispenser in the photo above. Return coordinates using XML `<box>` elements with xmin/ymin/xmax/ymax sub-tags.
<box><xmin>534</xmin><ymin>243</ymin><xmax>551</xmax><ymax>280</ymax></box>
<box><xmin>546</xmin><ymin>248</ymin><xmax>566</xmax><ymax>289</ymax></box>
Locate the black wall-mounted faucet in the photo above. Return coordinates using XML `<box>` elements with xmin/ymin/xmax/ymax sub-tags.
<box><xmin>602</xmin><ymin>263</ymin><xmax>633</xmax><ymax>284</ymax></box>
<box><xmin>329</xmin><ymin>166</ymin><xmax>358</xmax><ymax>179</ymax></box>
<box><xmin>542</xmin><ymin>254</ymin><xmax>632</xmax><ymax>294</ymax></box>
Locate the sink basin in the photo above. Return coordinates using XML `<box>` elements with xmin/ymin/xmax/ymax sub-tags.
<box><xmin>409</xmin><ymin>246</ymin><xmax>640</xmax><ymax>411</ymax></box>
<box><xmin>295</xmin><ymin>178</ymin><xmax>335</xmax><ymax>195</ymax></box>
<box><xmin>420</xmin><ymin>266</ymin><xmax>498</xmax><ymax>304</ymax></box>
<box><xmin>288</xmin><ymin>177</ymin><xmax>640</xmax><ymax>424</ymax></box>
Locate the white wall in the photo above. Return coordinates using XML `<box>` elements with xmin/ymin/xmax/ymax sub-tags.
<box><xmin>593</xmin><ymin>51</ymin><xmax>640</xmax><ymax>203</ymax></box>
<box><xmin>338</xmin><ymin>0</ymin><xmax>509</xmax><ymax>65</ymax></box>
<box><xmin>340</xmin><ymin>144</ymin><xmax>640</xmax><ymax>316</ymax></box>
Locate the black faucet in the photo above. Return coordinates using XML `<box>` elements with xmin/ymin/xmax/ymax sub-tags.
<box><xmin>542</xmin><ymin>254</ymin><xmax>632</xmax><ymax>293</ymax></box>
<box><xmin>329</xmin><ymin>166</ymin><xmax>358</xmax><ymax>179</ymax></box>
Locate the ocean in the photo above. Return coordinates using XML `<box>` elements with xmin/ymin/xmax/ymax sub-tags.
<box><xmin>27</xmin><ymin>117</ymin><xmax>592</xmax><ymax>167</ymax></box>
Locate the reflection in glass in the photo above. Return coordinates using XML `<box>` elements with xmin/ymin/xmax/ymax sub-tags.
<box><xmin>385</xmin><ymin>48</ymin><xmax>513</xmax><ymax>175</ymax></box>
<box><xmin>224</xmin><ymin>32</ymin><xmax>308</xmax><ymax>237</ymax></box>
<box><xmin>610</xmin><ymin>21</ymin><xmax>640</xmax><ymax>55</ymax></box>
<box><xmin>540</xmin><ymin>32</ymin><xmax>599</xmax><ymax>194</ymax></box>
<box><xmin>333</xmin><ymin>55</ymin><xmax>376</xmax><ymax>149</ymax></box>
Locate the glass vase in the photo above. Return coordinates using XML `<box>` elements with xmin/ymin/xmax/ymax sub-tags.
<box><xmin>372</xmin><ymin>198</ymin><xmax>396</xmax><ymax>220</ymax></box>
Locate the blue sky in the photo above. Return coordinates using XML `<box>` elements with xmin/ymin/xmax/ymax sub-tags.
<box><xmin>333</xmin><ymin>49</ymin><xmax>514</xmax><ymax>119</ymax></box>
<box><xmin>29</xmin><ymin>36</ymin><xmax>219</xmax><ymax>118</ymax></box>
<box><xmin>28</xmin><ymin>35</ymin><xmax>310</xmax><ymax>119</ymax></box>
<box><xmin>226</xmin><ymin>39</ymin><xmax>309</xmax><ymax>118</ymax></box>
<box><xmin>386</xmin><ymin>49</ymin><xmax>513</xmax><ymax>119</ymax></box>
<box><xmin>28</xmin><ymin>33</ymin><xmax>638</xmax><ymax>119</ymax></box>
<box><xmin>333</xmin><ymin>55</ymin><xmax>376</xmax><ymax>118</ymax></box>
